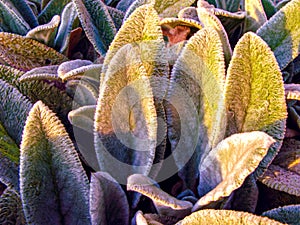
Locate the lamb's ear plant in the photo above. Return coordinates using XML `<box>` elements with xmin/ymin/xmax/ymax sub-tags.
<box><xmin>0</xmin><ymin>0</ymin><xmax>299</xmax><ymax>224</ymax></box>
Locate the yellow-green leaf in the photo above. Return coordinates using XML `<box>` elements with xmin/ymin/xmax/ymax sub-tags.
<box><xmin>244</xmin><ymin>0</ymin><xmax>267</xmax><ymax>32</ymax></box>
<box><xmin>225</xmin><ymin>32</ymin><xmax>287</xmax><ymax>178</ymax></box>
<box><xmin>257</xmin><ymin>0</ymin><xmax>300</xmax><ymax>69</ymax></box>
<box><xmin>0</xmin><ymin>32</ymin><xmax>68</xmax><ymax>71</ymax></box>
<box><xmin>195</xmin><ymin>131</ymin><xmax>275</xmax><ymax>210</ymax></box>
<box><xmin>176</xmin><ymin>209</ymin><xmax>285</xmax><ymax>225</ymax></box>
<box><xmin>197</xmin><ymin>8</ymin><xmax>232</xmax><ymax>65</ymax></box>
<box><xmin>20</xmin><ymin>101</ymin><xmax>91</xmax><ymax>224</ymax></box>
<box><xmin>167</xmin><ymin>27</ymin><xmax>226</xmax><ymax>188</ymax></box>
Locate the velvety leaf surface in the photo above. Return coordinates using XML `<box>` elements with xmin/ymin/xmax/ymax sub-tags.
<box><xmin>0</xmin><ymin>122</ymin><xmax>19</xmax><ymax>164</ymax></box>
<box><xmin>0</xmin><ymin>122</ymin><xmax>19</xmax><ymax>190</ymax></box>
<box><xmin>0</xmin><ymin>65</ymin><xmax>73</xmax><ymax>125</ymax></box>
<box><xmin>176</xmin><ymin>209</ymin><xmax>285</xmax><ymax>225</ymax></box>
<box><xmin>20</xmin><ymin>101</ymin><xmax>91</xmax><ymax>225</ymax></box>
<box><xmin>127</xmin><ymin>174</ymin><xmax>193</xmax><ymax>217</ymax></box>
<box><xmin>95</xmin><ymin>4</ymin><xmax>168</xmax><ymax>183</ymax></box>
<box><xmin>244</xmin><ymin>0</ymin><xmax>267</xmax><ymax>32</ymax></box>
<box><xmin>225</xmin><ymin>32</ymin><xmax>287</xmax><ymax>178</ymax></box>
<box><xmin>257</xmin><ymin>0</ymin><xmax>300</xmax><ymax>69</ymax></box>
<box><xmin>90</xmin><ymin>172</ymin><xmax>129</xmax><ymax>225</ymax></box>
<box><xmin>197</xmin><ymin>8</ymin><xmax>232</xmax><ymax>65</ymax></box>
<box><xmin>284</xmin><ymin>84</ymin><xmax>300</xmax><ymax>100</ymax></box>
<box><xmin>6</xmin><ymin>0</ymin><xmax>38</xmax><ymax>28</ymax></box>
<box><xmin>54</xmin><ymin>2</ymin><xmax>78</xmax><ymax>53</ymax></box>
<box><xmin>0</xmin><ymin>79</ymin><xmax>32</xmax><ymax>145</ymax></box>
<box><xmin>68</xmin><ymin>105</ymin><xmax>95</xmax><ymax>133</ymax></box>
<box><xmin>0</xmin><ymin>32</ymin><xmax>68</xmax><ymax>71</ymax></box>
<box><xmin>167</xmin><ymin>27</ymin><xmax>226</xmax><ymax>188</ymax></box>
<box><xmin>19</xmin><ymin>65</ymin><xmax>59</xmax><ymax>81</ymax></box>
<box><xmin>0</xmin><ymin>187</ymin><xmax>26</xmax><ymax>225</ymax></box>
<box><xmin>258</xmin><ymin>164</ymin><xmax>300</xmax><ymax>196</ymax></box>
<box><xmin>225</xmin><ymin>0</ymin><xmax>241</xmax><ymax>12</ymax></box>
<box><xmin>26</xmin><ymin>15</ymin><xmax>60</xmax><ymax>47</ymax></box>
<box><xmin>101</xmin><ymin>4</ymin><xmax>167</xmax><ymax>85</ymax></box>
<box><xmin>66</xmin><ymin>79</ymin><xmax>98</xmax><ymax>105</ymax></box>
<box><xmin>38</xmin><ymin>0</ymin><xmax>70</xmax><ymax>24</ymax></box>
<box><xmin>0</xmin><ymin>0</ymin><xmax>31</xmax><ymax>35</ymax></box>
<box><xmin>73</xmin><ymin>0</ymin><xmax>116</xmax><ymax>55</ymax></box>
<box><xmin>107</xmin><ymin>6</ymin><xmax>125</xmax><ymax>30</ymax></box>
<box><xmin>95</xmin><ymin>45</ymin><xmax>158</xmax><ymax>183</ymax></box>
<box><xmin>262</xmin><ymin>204</ymin><xmax>300</xmax><ymax>225</ymax></box>
<box><xmin>261</xmin><ymin>0</ymin><xmax>277</xmax><ymax>18</ymax></box>
<box><xmin>195</xmin><ymin>131</ymin><xmax>275</xmax><ymax>210</ymax></box>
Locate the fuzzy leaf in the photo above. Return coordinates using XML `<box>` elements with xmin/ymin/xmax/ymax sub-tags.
<box><xmin>194</xmin><ymin>131</ymin><xmax>275</xmax><ymax>210</ymax></box>
<box><xmin>68</xmin><ymin>105</ymin><xmax>95</xmax><ymax>133</ymax></box>
<box><xmin>167</xmin><ymin>27</ymin><xmax>226</xmax><ymax>189</ymax></box>
<box><xmin>20</xmin><ymin>101</ymin><xmax>91</xmax><ymax>225</ymax></box>
<box><xmin>244</xmin><ymin>0</ymin><xmax>267</xmax><ymax>32</ymax></box>
<box><xmin>257</xmin><ymin>0</ymin><xmax>300</xmax><ymax>69</ymax></box>
<box><xmin>26</xmin><ymin>15</ymin><xmax>60</xmax><ymax>47</ymax></box>
<box><xmin>285</xmin><ymin>84</ymin><xmax>300</xmax><ymax>100</ymax></box>
<box><xmin>73</xmin><ymin>0</ymin><xmax>116</xmax><ymax>55</ymax></box>
<box><xmin>101</xmin><ymin>4</ymin><xmax>167</xmax><ymax>84</ymax></box>
<box><xmin>95</xmin><ymin>45</ymin><xmax>158</xmax><ymax>183</ymax></box>
<box><xmin>176</xmin><ymin>209</ymin><xmax>285</xmax><ymax>225</ymax></box>
<box><xmin>0</xmin><ymin>32</ymin><xmax>68</xmax><ymax>71</ymax></box>
<box><xmin>0</xmin><ymin>0</ymin><xmax>31</xmax><ymax>35</ymax></box>
<box><xmin>123</xmin><ymin>0</ymin><xmax>195</xmax><ymax>20</ymax></box>
<box><xmin>5</xmin><ymin>0</ymin><xmax>38</xmax><ymax>28</ymax></box>
<box><xmin>127</xmin><ymin>174</ymin><xmax>193</xmax><ymax>217</ymax></box>
<box><xmin>0</xmin><ymin>122</ymin><xmax>19</xmax><ymax>164</ymax></box>
<box><xmin>0</xmin><ymin>187</ymin><xmax>26</xmax><ymax>225</ymax></box>
<box><xmin>90</xmin><ymin>172</ymin><xmax>129</xmax><ymax>225</ymax></box>
<box><xmin>107</xmin><ymin>6</ymin><xmax>125</xmax><ymax>30</ymax></box>
<box><xmin>261</xmin><ymin>0</ymin><xmax>277</xmax><ymax>19</ymax></box>
<box><xmin>258</xmin><ymin>164</ymin><xmax>300</xmax><ymax>196</ymax></box>
<box><xmin>0</xmin><ymin>121</ymin><xmax>19</xmax><ymax>190</ymax></box>
<box><xmin>276</xmin><ymin>0</ymin><xmax>292</xmax><ymax>10</ymax></box>
<box><xmin>133</xmin><ymin>211</ymin><xmax>179</xmax><ymax>225</ymax></box>
<box><xmin>225</xmin><ymin>32</ymin><xmax>287</xmax><ymax>178</ymax></box>
<box><xmin>66</xmin><ymin>79</ymin><xmax>98</xmax><ymax>105</ymax></box>
<box><xmin>54</xmin><ymin>2</ymin><xmax>78</xmax><ymax>53</ymax></box>
<box><xmin>0</xmin><ymin>65</ymin><xmax>74</xmax><ymax>126</ymax></box>
<box><xmin>38</xmin><ymin>0</ymin><xmax>70</xmax><ymax>24</ymax></box>
<box><xmin>197</xmin><ymin>8</ymin><xmax>232</xmax><ymax>65</ymax></box>
<box><xmin>19</xmin><ymin>65</ymin><xmax>59</xmax><ymax>82</ymax></box>
<box><xmin>0</xmin><ymin>79</ymin><xmax>32</xmax><ymax>145</ymax></box>
<box><xmin>116</xmin><ymin>0</ymin><xmax>136</xmax><ymax>12</ymax></box>
<box><xmin>262</xmin><ymin>204</ymin><xmax>300</xmax><ymax>225</ymax></box>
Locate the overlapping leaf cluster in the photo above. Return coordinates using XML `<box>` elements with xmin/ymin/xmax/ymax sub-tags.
<box><xmin>0</xmin><ymin>0</ymin><xmax>299</xmax><ymax>224</ymax></box>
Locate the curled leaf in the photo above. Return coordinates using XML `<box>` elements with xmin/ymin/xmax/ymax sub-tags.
<box><xmin>19</xmin><ymin>65</ymin><xmax>59</xmax><ymax>82</ymax></box>
<box><xmin>20</xmin><ymin>101</ymin><xmax>91</xmax><ymax>224</ymax></box>
<box><xmin>68</xmin><ymin>105</ymin><xmax>95</xmax><ymax>133</ymax></box>
<box><xmin>90</xmin><ymin>172</ymin><xmax>129</xmax><ymax>225</ymax></box>
<box><xmin>127</xmin><ymin>174</ymin><xmax>193</xmax><ymax>218</ymax></box>
<box><xmin>195</xmin><ymin>131</ymin><xmax>275</xmax><ymax>210</ymax></box>
<box><xmin>54</xmin><ymin>2</ymin><xmax>78</xmax><ymax>53</ymax></box>
<box><xmin>176</xmin><ymin>209</ymin><xmax>285</xmax><ymax>225</ymax></box>
<box><xmin>38</xmin><ymin>0</ymin><xmax>71</xmax><ymax>24</ymax></box>
<box><xmin>26</xmin><ymin>15</ymin><xmax>60</xmax><ymax>47</ymax></box>
<box><xmin>0</xmin><ymin>32</ymin><xmax>68</xmax><ymax>71</ymax></box>
<box><xmin>257</xmin><ymin>0</ymin><xmax>300</xmax><ymax>69</ymax></box>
